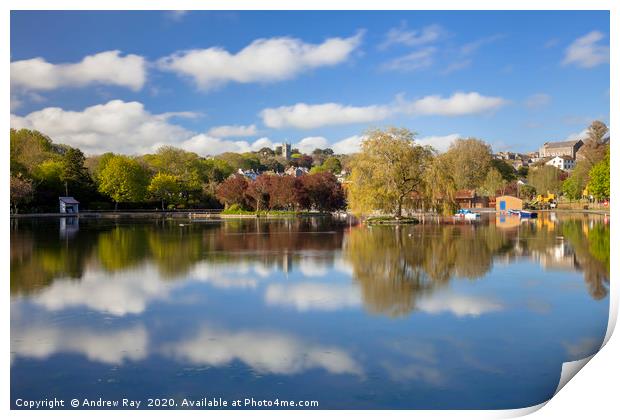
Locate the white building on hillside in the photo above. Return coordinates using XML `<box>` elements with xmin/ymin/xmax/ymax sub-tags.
<box><xmin>237</xmin><ymin>168</ymin><xmax>258</xmax><ymax>180</ymax></box>
<box><xmin>545</xmin><ymin>155</ymin><xmax>575</xmax><ymax>171</ymax></box>
<box><xmin>285</xmin><ymin>166</ymin><xmax>309</xmax><ymax>177</ymax></box>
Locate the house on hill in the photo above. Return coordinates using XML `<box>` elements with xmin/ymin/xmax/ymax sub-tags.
<box><xmin>538</xmin><ymin>139</ymin><xmax>583</xmax><ymax>159</ymax></box>
<box><xmin>545</xmin><ymin>155</ymin><xmax>576</xmax><ymax>171</ymax></box>
<box><xmin>285</xmin><ymin>166</ymin><xmax>309</xmax><ymax>177</ymax></box>
<box><xmin>237</xmin><ymin>168</ymin><xmax>258</xmax><ymax>180</ymax></box>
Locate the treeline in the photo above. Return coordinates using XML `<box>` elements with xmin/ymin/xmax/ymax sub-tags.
<box><xmin>9</xmin><ymin>120</ymin><xmax>610</xmax><ymax>215</ymax></box>
<box><xmin>9</xmin><ymin>128</ymin><xmax>347</xmax><ymax>213</ymax></box>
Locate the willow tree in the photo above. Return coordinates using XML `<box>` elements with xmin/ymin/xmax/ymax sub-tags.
<box><xmin>424</xmin><ymin>153</ymin><xmax>458</xmax><ymax>216</ymax></box>
<box><xmin>443</xmin><ymin>137</ymin><xmax>493</xmax><ymax>190</ymax></box>
<box><xmin>348</xmin><ymin>127</ymin><xmax>433</xmax><ymax>217</ymax></box>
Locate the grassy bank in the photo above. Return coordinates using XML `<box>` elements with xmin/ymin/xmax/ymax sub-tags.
<box><xmin>220</xmin><ymin>207</ymin><xmax>332</xmax><ymax>218</ymax></box>
<box><xmin>365</xmin><ymin>216</ymin><xmax>420</xmax><ymax>225</ymax></box>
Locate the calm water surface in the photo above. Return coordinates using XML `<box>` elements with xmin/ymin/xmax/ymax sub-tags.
<box><xmin>10</xmin><ymin>213</ymin><xmax>610</xmax><ymax>409</ymax></box>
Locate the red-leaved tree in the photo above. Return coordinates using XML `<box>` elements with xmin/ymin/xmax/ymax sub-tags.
<box><xmin>246</xmin><ymin>174</ymin><xmax>272</xmax><ymax>211</ymax></box>
<box><xmin>215</xmin><ymin>175</ymin><xmax>249</xmax><ymax>208</ymax></box>
<box><xmin>297</xmin><ymin>172</ymin><xmax>345</xmax><ymax>211</ymax></box>
<box><xmin>268</xmin><ymin>175</ymin><xmax>298</xmax><ymax>210</ymax></box>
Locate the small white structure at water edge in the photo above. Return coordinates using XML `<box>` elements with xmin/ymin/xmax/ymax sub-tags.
<box><xmin>59</xmin><ymin>196</ymin><xmax>79</xmax><ymax>214</ymax></box>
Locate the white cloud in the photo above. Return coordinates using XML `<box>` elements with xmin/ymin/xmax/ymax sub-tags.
<box><xmin>525</xmin><ymin>93</ymin><xmax>552</xmax><ymax>109</ymax></box>
<box><xmin>158</xmin><ymin>32</ymin><xmax>363</xmax><ymax>90</ymax></box>
<box><xmin>11</xmin><ymin>50</ymin><xmax>146</xmax><ymax>91</ymax></box>
<box><xmin>207</xmin><ymin>124</ymin><xmax>257</xmax><ymax>137</ymax></box>
<box><xmin>417</xmin><ymin>291</ymin><xmax>503</xmax><ymax>317</ymax></box>
<box><xmin>188</xmin><ymin>261</ymin><xmax>274</xmax><ymax>289</ymax></box>
<box><xmin>261</xmin><ymin>102</ymin><xmax>391</xmax><ymax>129</ymax></box>
<box><xmin>11</xmin><ymin>324</ymin><xmax>148</xmax><ymax>365</ymax></box>
<box><xmin>163</xmin><ymin>325</ymin><xmax>363</xmax><ymax>376</ymax></box>
<box><xmin>178</xmin><ymin>134</ymin><xmax>276</xmax><ymax>156</ymax></box>
<box><xmin>381</xmin><ymin>47</ymin><xmax>436</xmax><ymax>72</ymax></box>
<box><xmin>12</xmin><ymin>91</ymin><xmax>506</xmax><ymax>156</ymax></box>
<box><xmin>11</xmin><ymin>99</ymin><xmax>327</xmax><ymax>156</ymax></box>
<box><xmin>562</xmin><ymin>31</ymin><xmax>609</xmax><ymax>68</ymax></box>
<box><xmin>331</xmin><ymin>135</ymin><xmax>366</xmax><ymax>154</ymax></box>
<box><xmin>265</xmin><ymin>282</ymin><xmax>360</xmax><ymax>312</ymax></box>
<box><xmin>11</xmin><ymin>100</ymin><xmax>193</xmax><ymax>155</ymax></box>
<box><xmin>29</xmin><ymin>260</ymin><xmax>276</xmax><ymax>316</ymax></box>
<box><xmin>379</xmin><ymin>23</ymin><xmax>443</xmax><ymax>49</ymax></box>
<box><xmin>417</xmin><ymin>133</ymin><xmax>460</xmax><ymax>152</ymax></box>
<box><xmin>295</xmin><ymin>136</ymin><xmax>329</xmax><ymax>153</ymax></box>
<box><xmin>262</xmin><ymin>92</ymin><xmax>507</xmax><ymax>130</ymax></box>
<box><xmin>32</xmin><ymin>265</ymin><xmax>174</xmax><ymax>316</ymax></box>
<box><xmin>297</xmin><ymin>259</ymin><xmax>330</xmax><ymax>277</ymax></box>
<box><xmin>399</xmin><ymin>92</ymin><xmax>508</xmax><ymax>116</ymax></box>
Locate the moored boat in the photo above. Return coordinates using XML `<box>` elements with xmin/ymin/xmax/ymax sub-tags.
<box><xmin>454</xmin><ymin>209</ymin><xmax>480</xmax><ymax>220</ymax></box>
<box><xmin>519</xmin><ymin>210</ymin><xmax>538</xmax><ymax>219</ymax></box>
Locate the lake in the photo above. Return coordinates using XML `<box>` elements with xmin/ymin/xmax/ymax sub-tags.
<box><xmin>10</xmin><ymin>213</ymin><xmax>610</xmax><ymax>409</ymax></box>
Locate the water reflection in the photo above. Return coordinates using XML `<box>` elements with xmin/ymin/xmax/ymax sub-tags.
<box><xmin>163</xmin><ymin>325</ymin><xmax>363</xmax><ymax>376</ymax></box>
<box><xmin>10</xmin><ymin>213</ymin><xmax>610</xmax><ymax>409</ymax></box>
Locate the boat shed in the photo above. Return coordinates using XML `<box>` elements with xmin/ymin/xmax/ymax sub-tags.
<box><xmin>59</xmin><ymin>196</ymin><xmax>80</xmax><ymax>214</ymax></box>
<box><xmin>496</xmin><ymin>195</ymin><xmax>522</xmax><ymax>212</ymax></box>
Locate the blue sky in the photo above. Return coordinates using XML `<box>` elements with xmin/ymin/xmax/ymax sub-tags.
<box><xmin>10</xmin><ymin>10</ymin><xmax>610</xmax><ymax>156</ymax></box>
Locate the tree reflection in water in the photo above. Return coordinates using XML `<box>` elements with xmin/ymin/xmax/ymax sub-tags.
<box><xmin>343</xmin><ymin>223</ymin><xmax>512</xmax><ymax>317</ymax></box>
<box><xmin>10</xmin><ymin>214</ymin><xmax>610</xmax><ymax>314</ymax></box>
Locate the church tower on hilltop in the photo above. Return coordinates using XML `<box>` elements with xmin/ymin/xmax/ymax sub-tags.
<box><xmin>282</xmin><ymin>142</ymin><xmax>292</xmax><ymax>160</ymax></box>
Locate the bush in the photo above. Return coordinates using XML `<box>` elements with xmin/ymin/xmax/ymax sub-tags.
<box><xmin>222</xmin><ymin>204</ymin><xmax>256</xmax><ymax>215</ymax></box>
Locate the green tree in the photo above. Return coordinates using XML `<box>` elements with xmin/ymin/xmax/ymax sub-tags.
<box><xmin>218</xmin><ymin>152</ymin><xmax>262</xmax><ymax>171</ymax></box>
<box><xmin>202</xmin><ymin>158</ymin><xmax>234</xmax><ymax>183</ymax></box>
<box><xmin>491</xmin><ymin>159</ymin><xmax>517</xmax><ymax>182</ymax></box>
<box><xmin>562</xmin><ymin>175</ymin><xmax>583</xmax><ymax>200</ymax></box>
<box><xmin>60</xmin><ymin>147</ymin><xmax>91</xmax><ymax>196</ymax></box>
<box><xmin>10</xmin><ymin>129</ymin><xmax>58</xmax><ymax>176</ymax></box>
<box><xmin>98</xmin><ymin>155</ymin><xmax>149</xmax><ymax>210</ymax></box>
<box><xmin>142</xmin><ymin>146</ymin><xmax>208</xmax><ymax>204</ymax></box>
<box><xmin>321</xmin><ymin>156</ymin><xmax>342</xmax><ymax>174</ymax></box>
<box><xmin>479</xmin><ymin>167</ymin><xmax>506</xmax><ymax>197</ymax></box>
<box><xmin>443</xmin><ymin>138</ymin><xmax>493</xmax><ymax>190</ymax></box>
<box><xmin>587</xmin><ymin>150</ymin><xmax>610</xmax><ymax>200</ymax></box>
<box><xmin>518</xmin><ymin>184</ymin><xmax>536</xmax><ymax>200</ymax></box>
<box><xmin>348</xmin><ymin>127</ymin><xmax>433</xmax><ymax>217</ymax></box>
<box><xmin>527</xmin><ymin>165</ymin><xmax>563</xmax><ymax>195</ymax></box>
<box><xmin>148</xmin><ymin>173</ymin><xmax>181</xmax><ymax>209</ymax></box>
<box><xmin>561</xmin><ymin>161</ymin><xmax>591</xmax><ymax>200</ymax></box>
<box><xmin>85</xmin><ymin>152</ymin><xmax>115</xmax><ymax>183</ymax></box>
<box><xmin>516</xmin><ymin>166</ymin><xmax>529</xmax><ymax>178</ymax></box>
<box><xmin>310</xmin><ymin>156</ymin><xmax>342</xmax><ymax>174</ymax></box>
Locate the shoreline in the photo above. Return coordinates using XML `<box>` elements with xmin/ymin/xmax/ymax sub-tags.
<box><xmin>9</xmin><ymin>208</ymin><xmax>609</xmax><ymax>219</ymax></box>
